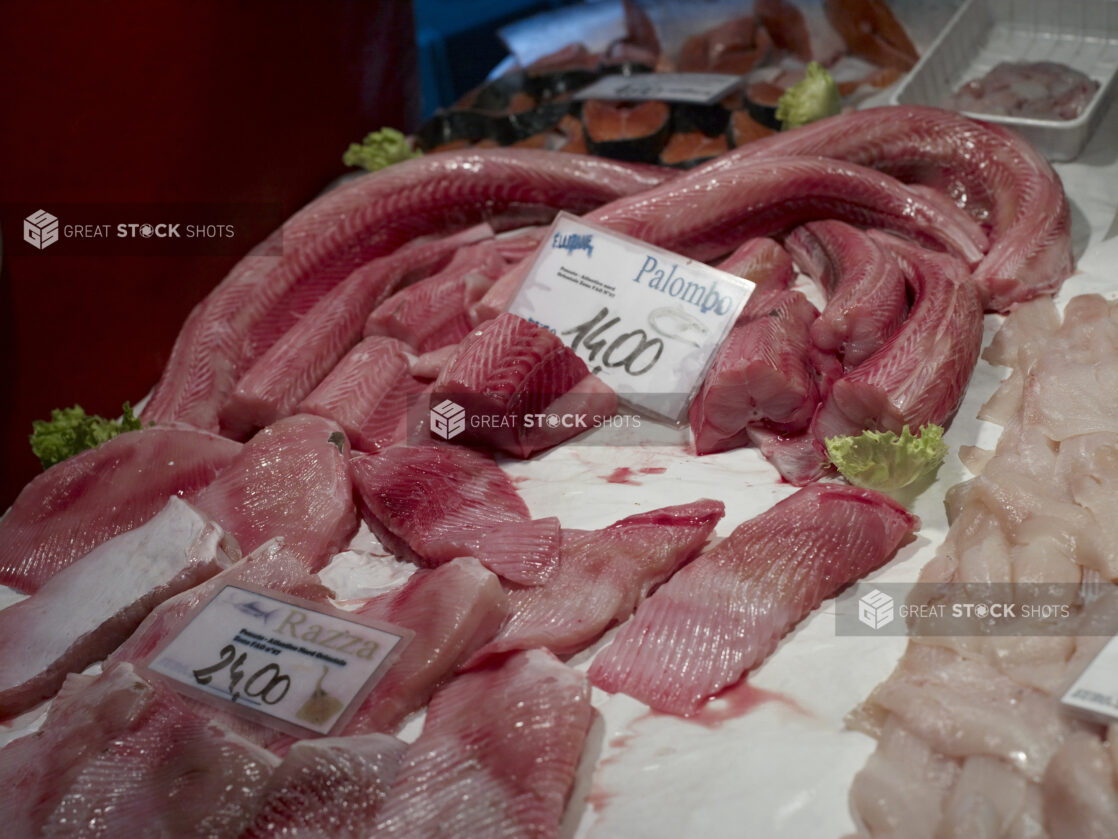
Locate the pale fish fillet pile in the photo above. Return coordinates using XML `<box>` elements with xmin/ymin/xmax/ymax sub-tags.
<box><xmin>846</xmin><ymin>295</ymin><xmax>1118</xmax><ymax>838</ymax></box>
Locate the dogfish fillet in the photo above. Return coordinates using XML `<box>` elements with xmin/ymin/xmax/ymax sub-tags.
<box><xmin>372</xmin><ymin>649</ymin><xmax>592</xmax><ymax>839</ymax></box>
<box><xmin>0</xmin><ymin>497</ymin><xmax>237</xmax><ymax>719</ymax></box>
<box><xmin>466</xmin><ymin>499</ymin><xmax>723</xmax><ymax>665</ymax></box>
<box><xmin>352</xmin><ymin>444</ymin><xmax>560</xmax><ymax>585</ymax></box>
<box><xmin>0</xmin><ymin>426</ymin><xmax>240</xmax><ymax>593</ymax></box>
<box><xmin>589</xmin><ymin>483</ymin><xmax>918</xmax><ymax>715</ymax></box>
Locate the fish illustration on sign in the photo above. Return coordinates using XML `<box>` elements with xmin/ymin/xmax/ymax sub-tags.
<box><xmin>232</xmin><ymin>599</ymin><xmax>281</xmax><ymax>623</ymax></box>
<box><xmin>649</xmin><ymin>305</ymin><xmax>708</xmax><ymax>348</ymax></box>
<box><xmin>297</xmin><ymin>665</ymin><xmax>345</xmax><ymax>726</ymax></box>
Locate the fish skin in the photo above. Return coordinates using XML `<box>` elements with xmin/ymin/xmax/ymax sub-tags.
<box><xmin>433</xmin><ymin>313</ymin><xmax>618</xmax><ymax>458</ymax></box>
<box><xmin>192</xmin><ymin>414</ymin><xmax>357</xmax><ymax>571</ymax></box>
<box><xmin>715</xmin><ymin>236</ymin><xmax>796</xmax><ymax>297</ymax></box>
<box><xmin>372</xmin><ymin>649</ymin><xmax>592</xmax><ymax>839</ymax></box>
<box><xmin>0</xmin><ymin>663</ymin><xmax>277</xmax><ymax>838</ymax></box>
<box><xmin>345</xmin><ymin>557</ymin><xmax>507</xmax><ymax>736</ymax></box>
<box><xmin>240</xmin><ymin>733</ymin><xmax>406</xmax><ymax>839</ymax></box>
<box><xmin>586</xmin><ymin>154</ymin><xmax>988</xmax><ymax>266</ymax></box>
<box><xmin>0</xmin><ymin>497</ymin><xmax>237</xmax><ymax>719</ymax></box>
<box><xmin>0</xmin><ymin>426</ymin><xmax>241</xmax><ymax>594</ymax></box>
<box><xmin>695</xmin><ymin>105</ymin><xmax>1073</xmax><ymax>313</ymax></box>
<box><xmin>811</xmin><ymin>233</ymin><xmax>984</xmax><ymax>444</ymax></box>
<box><xmin>465</xmin><ymin>499</ymin><xmax>724</xmax><ymax>666</ymax></box>
<box><xmin>351</xmin><ymin>444</ymin><xmax>561</xmax><ymax>585</ymax></box>
<box><xmin>785</xmin><ymin>219</ymin><xmax>909</xmax><ymax>369</ymax></box>
<box><xmin>143</xmin><ymin>150</ymin><xmax>673</xmax><ymax>433</ymax></box>
<box><xmin>222</xmin><ymin>225</ymin><xmax>493</xmax><ymax>437</ymax></box>
<box><xmin>364</xmin><ymin>238</ymin><xmax>508</xmax><ymax>352</ymax></box>
<box><xmin>295</xmin><ymin>335</ymin><xmax>422</xmax><ymax>453</ymax></box>
<box><xmin>588</xmin><ymin>483</ymin><xmax>918</xmax><ymax>716</ymax></box>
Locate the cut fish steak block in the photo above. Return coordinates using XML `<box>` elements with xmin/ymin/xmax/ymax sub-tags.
<box><xmin>0</xmin><ymin>425</ymin><xmax>240</xmax><ymax>594</ymax></box>
<box><xmin>346</xmin><ymin>557</ymin><xmax>508</xmax><ymax>735</ymax></box>
<box><xmin>296</xmin><ymin>335</ymin><xmax>424</xmax><ymax>454</ymax></box>
<box><xmin>466</xmin><ymin>499</ymin><xmax>724</xmax><ymax>666</ymax></box>
<box><xmin>0</xmin><ymin>497</ymin><xmax>237</xmax><ymax>719</ymax></box>
<box><xmin>372</xmin><ymin>649</ymin><xmax>592</xmax><ymax>839</ymax></box>
<box><xmin>240</xmin><ymin>733</ymin><xmax>406</xmax><ymax>838</ymax></box>
<box><xmin>193</xmin><ymin>413</ymin><xmax>358</xmax><ymax>571</ymax></box>
<box><xmin>352</xmin><ymin>444</ymin><xmax>560</xmax><ymax>585</ymax></box>
<box><xmin>142</xmin><ymin>150</ymin><xmax>673</xmax><ymax>432</ymax></box>
<box><xmin>589</xmin><ymin>483</ymin><xmax>918</xmax><ymax>715</ymax></box>
<box><xmin>433</xmin><ymin>312</ymin><xmax>618</xmax><ymax>458</ymax></box>
<box><xmin>0</xmin><ymin>663</ymin><xmax>277</xmax><ymax>838</ymax></box>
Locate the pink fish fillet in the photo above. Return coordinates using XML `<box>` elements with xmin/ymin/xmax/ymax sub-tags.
<box><xmin>364</xmin><ymin>238</ymin><xmax>508</xmax><ymax>352</ymax></box>
<box><xmin>689</xmin><ymin>289</ymin><xmax>838</xmax><ymax>455</ymax></box>
<box><xmin>222</xmin><ymin>225</ymin><xmax>492</xmax><ymax>437</ymax></box>
<box><xmin>345</xmin><ymin>557</ymin><xmax>507</xmax><ymax>735</ymax></box>
<box><xmin>372</xmin><ymin>649</ymin><xmax>592</xmax><ymax>839</ymax></box>
<box><xmin>811</xmin><ymin>232</ymin><xmax>984</xmax><ymax>444</ymax></box>
<box><xmin>588</xmin><ymin>483</ymin><xmax>919</xmax><ymax>715</ymax></box>
<box><xmin>466</xmin><ymin>499</ymin><xmax>724</xmax><ymax>666</ymax></box>
<box><xmin>0</xmin><ymin>497</ymin><xmax>237</xmax><ymax>719</ymax></box>
<box><xmin>0</xmin><ymin>426</ymin><xmax>240</xmax><ymax>594</ymax></box>
<box><xmin>240</xmin><ymin>733</ymin><xmax>406</xmax><ymax>839</ymax></box>
<box><xmin>433</xmin><ymin>312</ymin><xmax>618</xmax><ymax>458</ymax></box>
<box><xmin>716</xmin><ymin>236</ymin><xmax>797</xmax><ymax>297</ymax></box>
<box><xmin>585</xmin><ymin>155</ymin><xmax>987</xmax><ymax>265</ymax></box>
<box><xmin>785</xmin><ymin>219</ymin><xmax>909</xmax><ymax>369</ymax></box>
<box><xmin>109</xmin><ymin>539</ymin><xmax>334</xmax><ymax>753</ymax></box>
<box><xmin>351</xmin><ymin>444</ymin><xmax>561</xmax><ymax>585</ymax></box>
<box><xmin>192</xmin><ymin>414</ymin><xmax>357</xmax><ymax>570</ymax></box>
<box><xmin>696</xmin><ymin>105</ymin><xmax>1073</xmax><ymax>312</ymax></box>
<box><xmin>142</xmin><ymin>151</ymin><xmax>673</xmax><ymax>432</ymax></box>
<box><xmin>296</xmin><ymin>335</ymin><xmax>424</xmax><ymax>453</ymax></box>
<box><xmin>0</xmin><ymin>663</ymin><xmax>277</xmax><ymax>837</ymax></box>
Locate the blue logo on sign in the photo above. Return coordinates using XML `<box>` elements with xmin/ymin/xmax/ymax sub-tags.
<box><xmin>553</xmin><ymin>232</ymin><xmax>593</xmax><ymax>257</ymax></box>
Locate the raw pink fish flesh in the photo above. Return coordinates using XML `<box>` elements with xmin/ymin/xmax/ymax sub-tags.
<box><xmin>811</xmin><ymin>233</ymin><xmax>984</xmax><ymax>444</ymax></box>
<box><xmin>351</xmin><ymin>444</ymin><xmax>560</xmax><ymax>585</ymax></box>
<box><xmin>0</xmin><ymin>663</ymin><xmax>277</xmax><ymax>837</ymax></box>
<box><xmin>946</xmin><ymin>61</ymin><xmax>1099</xmax><ymax>121</ymax></box>
<box><xmin>372</xmin><ymin>649</ymin><xmax>592</xmax><ymax>839</ymax></box>
<box><xmin>715</xmin><ymin>236</ymin><xmax>796</xmax><ymax>300</ymax></box>
<box><xmin>364</xmin><ymin>237</ymin><xmax>508</xmax><ymax>352</ymax></box>
<box><xmin>466</xmin><ymin>499</ymin><xmax>724</xmax><ymax>665</ymax></box>
<box><xmin>0</xmin><ymin>426</ymin><xmax>240</xmax><ymax>594</ymax></box>
<box><xmin>699</xmin><ymin>105</ymin><xmax>1073</xmax><ymax>312</ymax></box>
<box><xmin>222</xmin><ymin>225</ymin><xmax>492</xmax><ymax>437</ymax></box>
<box><xmin>240</xmin><ymin>733</ymin><xmax>406</xmax><ymax>838</ymax></box>
<box><xmin>432</xmin><ymin>312</ymin><xmax>618</xmax><ymax>458</ymax></box>
<box><xmin>142</xmin><ymin>150</ymin><xmax>673</xmax><ymax>432</ymax></box>
<box><xmin>192</xmin><ymin>414</ymin><xmax>357</xmax><ymax>571</ymax></box>
<box><xmin>784</xmin><ymin>219</ymin><xmax>908</xmax><ymax>368</ymax></box>
<box><xmin>0</xmin><ymin>497</ymin><xmax>237</xmax><ymax>718</ymax></box>
<box><xmin>345</xmin><ymin>557</ymin><xmax>507</xmax><ymax>735</ymax></box>
<box><xmin>586</xmin><ymin>155</ymin><xmax>988</xmax><ymax>265</ymax></box>
<box><xmin>296</xmin><ymin>335</ymin><xmax>424</xmax><ymax>453</ymax></box>
<box><xmin>588</xmin><ymin>483</ymin><xmax>918</xmax><ymax>715</ymax></box>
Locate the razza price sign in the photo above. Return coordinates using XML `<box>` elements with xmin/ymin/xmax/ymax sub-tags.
<box><xmin>144</xmin><ymin>584</ymin><xmax>413</xmax><ymax>737</ymax></box>
<box><xmin>509</xmin><ymin>213</ymin><xmax>755</xmax><ymax>422</ymax></box>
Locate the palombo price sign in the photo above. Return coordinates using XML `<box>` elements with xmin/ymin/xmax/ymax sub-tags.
<box><xmin>144</xmin><ymin>584</ymin><xmax>413</xmax><ymax>738</ymax></box>
<box><xmin>509</xmin><ymin>213</ymin><xmax>755</xmax><ymax>422</ymax></box>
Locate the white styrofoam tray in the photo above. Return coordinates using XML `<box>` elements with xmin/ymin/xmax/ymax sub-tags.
<box><xmin>892</xmin><ymin>0</ymin><xmax>1118</xmax><ymax>160</ymax></box>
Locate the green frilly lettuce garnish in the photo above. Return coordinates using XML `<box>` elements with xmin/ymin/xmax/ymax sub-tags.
<box><xmin>825</xmin><ymin>424</ymin><xmax>948</xmax><ymax>492</ymax></box>
<box><xmin>776</xmin><ymin>61</ymin><xmax>841</xmax><ymax>130</ymax></box>
<box><xmin>30</xmin><ymin>403</ymin><xmax>145</xmax><ymax>469</ymax></box>
<box><xmin>342</xmin><ymin>127</ymin><xmax>422</xmax><ymax>171</ymax></box>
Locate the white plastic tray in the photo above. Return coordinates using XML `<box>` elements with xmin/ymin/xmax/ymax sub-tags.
<box><xmin>893</xmin><ymin>0</ymin><xmax>1118</xmax><ymax>160</ymax></box>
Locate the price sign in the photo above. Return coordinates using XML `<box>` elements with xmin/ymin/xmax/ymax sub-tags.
<box><xmin>508</xmin><ymin>213</ymin><xmax>755</xmax><ymax>422</ymax></box>
<box><xmin>574</xmin><ymin>72</ymin><xmax>744</xmax><ymax>104</ymax></box>
<box><xmin>144</xmin><ymin>584</ymin><xmax>413</xmax><ymax>737</ymax></box>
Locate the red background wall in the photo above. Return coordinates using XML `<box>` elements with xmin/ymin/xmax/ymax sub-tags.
<box><xmin>0</xmin><ymin>1</ymin><xmax>419</xmax><ymax>508</ymax></box>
